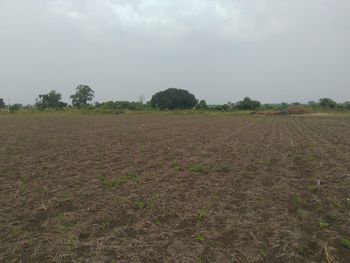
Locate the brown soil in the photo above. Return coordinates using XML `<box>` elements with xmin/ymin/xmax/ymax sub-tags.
<box><xmin>1</xmin><ymin>114</ymin><xmax>350</xmax><ymax>262</ymax></box>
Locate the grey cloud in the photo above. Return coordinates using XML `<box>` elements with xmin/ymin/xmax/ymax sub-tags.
<box><xmin>0</xmin><ymin>0</ymin><xmax>349</xmax><ymax>104</ymax></box>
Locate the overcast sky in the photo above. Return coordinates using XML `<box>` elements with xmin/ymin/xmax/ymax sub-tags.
<box><xmin>0</xmin><ymin>0</ymin><xmax>349</xmax><ymax>105</ymax></box>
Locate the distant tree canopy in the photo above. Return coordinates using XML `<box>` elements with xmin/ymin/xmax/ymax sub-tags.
<box><xmin>70</xmin><ymin>85</ymin><xmax>94</xmax><ymax>108</ymax></box>
<box><xmin>35</xmin><ymin>90</ymin><xmax>67</xmax><ymax>110</ymax></box>
<box><xmin>0</xmin><ymin>98</ymin><xmax>5</xmax><ymax>109</ymax></box>
<box><xmin>150</xmin><ymin>88</ymin><xmax>198</xmax><ymax>110</ymax></box>
<box><xmin>9</xmin><ymin>104</ymin><xmax>21</xmax><ymax>113</ymax></box>
<box><xmin>319</xmin><ymin>98</ymin><xmax>337</xmax><ymax>109</ymax></box>
<box><xmin>196</xmin><ymin>100</ymin><xmax>209</xmax><ymax>110</ymax></box>
<box><xmin>236</xmin><ymin>97</ymin><xmax>261</xmax><ymax>110</ymax></box>
<box><xmin>343</xmin><ymin>102</ymin><xmax>350</xmax><ymax>110</ymax></box>
<box><xmin>95</xmin><ymin>101</ymin><xmax>146</xmax><ymax>110</ymax></box>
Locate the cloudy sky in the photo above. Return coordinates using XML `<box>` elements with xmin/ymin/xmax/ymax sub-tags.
<box><xmin>0</xmin><ymin>0</ymin><xmax>349</xmax><ymax>104</ymax></box>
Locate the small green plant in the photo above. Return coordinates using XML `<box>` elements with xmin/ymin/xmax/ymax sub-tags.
<box><xmin>140</xmin><ymin>143</ymin><xmax>145</xmax><ymax>152</ymax></box>
<box><xmin>293</xmin><ymin>194</ymin><xmax>306</xmax><ymax>206</ymax></box>
<box><xmin>327</xmin><ymin>211</ymin><xmax>337</xmax><ymax>221</ymax></box>
<box><xmin>197</xmin><ymin>209</ymin><xmax>208</xmax><ymax>219</ymax></box>
<box><xmin>341</xmin><ymin>238</ymin><xmax>350</xmax><ymax>248</ymax></box>
<box><xmin>171</xmin><ymin>161</ymin><xmax>184</xmax><ymax>171</ymax></box>
<box><xmin>189</xmin><ymin>164</ymin><xmax>205</xmax><ymax>173</ymax></box>
<box><xmin>296</xmin><ymin>245</ymin><xmax>305</xmax><ymax>255</ymax></box>
<box><xmin>136</xmin><ymin>201</ymin><xmax>145</xmax><ymax>209</ymax></box>
<box><xmin>319</xmin><ymin>222</ymin><xmax>329</xmax><ymax>229</ymax></box>
<box><xmin>196</xmin><ymin>234</ymin><xmax>205</xmax><ymax>241</ymax></box>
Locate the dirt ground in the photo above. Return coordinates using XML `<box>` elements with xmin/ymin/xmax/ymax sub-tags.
<box><xmin>1</xmin><ymin>114</ymin><xmax>350</xmax><ymax>263</ymax></box>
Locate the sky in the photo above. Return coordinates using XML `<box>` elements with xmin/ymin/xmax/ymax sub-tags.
<box><xmin>0</xmin><ymin>0</ymin><xmax>350</xmax><ymax>105</ymax></box>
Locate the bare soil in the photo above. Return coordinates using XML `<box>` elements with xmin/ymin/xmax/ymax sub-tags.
<box><xmin>1</xmin><ymin>114</ymin><xmax>350</xmax><ymax>262</ymax></box>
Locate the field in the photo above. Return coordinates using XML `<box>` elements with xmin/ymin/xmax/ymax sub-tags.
<box><xmin>1</xmin><ymin>114</ymin><xmax>350</xmax><ymax>262</ymax></box>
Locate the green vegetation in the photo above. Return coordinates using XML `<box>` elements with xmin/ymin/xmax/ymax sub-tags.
<box><xmin>150</xmin><ymin>88</ymin><xmax>198</xmax><ymax>110</ymax></box>
<box><xmin>2</xmin><ymin>86</ymin><xmax>350</xmax><ymax>114</ymax></box>
<box><xmin>136</xmin><ymin>201</ymin><xmax>145</xmax><ymax>209</ymax></box>
<box><xmin>70</xmin><ymin>85</ymin><xmax>95</xmax><ymax>108</ymax></box>
<box><xmin>196</xmin><ymin>234</ymin><xmax>205</xmax><ymax>241</ymax></box>
<box><xmin>9</xmin><ymin>104</ymin><xmax>21</xmax><ymax>113</ymax></box>
<box><xmin>197</xmin><ymin>209</ymin><xmax>209</xmax><ymax>219</ymax></box>
<box><xmin>319</xmin><ymin>222</ymin><xmax>329</xmax><ymax>229</ymax></box>
<box><xmin>36</xmin><ymin>90</ymin><xmax>67</xmax><ymax>110</ymax></box>
<box><xmin>340</xmin><ymin>238</ymin><xmax>350</xmax><ymax>249</ymax></box>
<box><xmin>189</xmin><ymin>164</ymin><xmax>205</xmax><ymax>173</ymax></box>
<box><xmin>0</xmin><ymin>98</ymin><xmax>5</xmax><ymax>109</ymax></box>
<box><xmin>236</xmin><ymin>97</ymin><xmax>261</xmax><ymax>110</ymax></box>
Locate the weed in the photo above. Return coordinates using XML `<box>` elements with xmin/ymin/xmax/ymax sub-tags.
<box><xmin>140</xmin><ymin>143</ymin><xmax>145</xmax><ymax>152</ymax></box>
<box><xmin>197</xmin><ymin>209</ymin><xmax>208</xmax><ymax>219</ymax></box>
<box><xmin>327</xmin><ymin>212</ymin><xmax>337</xmax><ymax>221</ymax></box>
<box><xmin>296</xmin><ymin>245</ymin><xmax>305</xmax><ymax>256</ymax></box>
<box><xmin>189</xmin><ymin>164</ymin><xmax>205</xmax><ymax>173</ymax></box>
<box><xmin>265</xmin><ymin>159</ymin><xmax>277</xmax><ymax>167</ymax></box>
<box><xmin>171</xmin><ymin>161</ymin><xmax>184</xmax><ymax>171</ymax></box>
<box><xmin>341</xmin><ymin>238</ymin><xmax>350</xmax><ymax>248</ymax></box>
<box><xmin>319</xmin><ymin>222</ymin><xmax>329</xmax><ymax>229</ymax></box>
<box><xmin>293</xmin><ymin>194</ymin><xmax>306</xmax><ymax>206</ymax></box>
<box><xmin>136</xmin><ymin>201</ymin><xmax>145</xmax><ymax>209</ymax></box>
<box><xmin>196</xmin><ymin>234</ymin><xmax>205</xmax><ymax>242</ymax></box>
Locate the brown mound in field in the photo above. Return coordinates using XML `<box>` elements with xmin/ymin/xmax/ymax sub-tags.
<box><xmin>288</xmin><ymin>106</ymin><xmax>307</xmax><ymax>115</ymax></box>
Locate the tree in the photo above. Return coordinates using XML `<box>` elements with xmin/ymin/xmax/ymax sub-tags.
<box><xmin>344</xmin><ymin>102</ymin><xmax>350</xmax><ymax>110</ymax></box>
<box><xmin>35</xmin><ymin>90</ymin><xmax>67</xmax><ymax>110</ymax></box>
<box><xmin>196</xmin><ymin>100</ymin><xmax>209</xmax><ymax>110</ymax></box>
<box><xmin>70</xmin><ymin>85</ymin><xmax>94</xmax><ymax>108</ymax></box>
<box><xmin>236</xmin><ymin>97</ymin><xmax>261</xmax><ymax>110</ymax></box>
<box><xmin>0</xmin><ymin>98</ymin><xmax>5</xmax><ymax>109</ymax></box>
<box><xmin>9</xmin><ymin>104</ymin><xmax>21</xmax><ymax>113</ymax></box>
<box><xmin>150</xmin><ymin>88</ymin><xmax>198</xmax><ymax>110</ymax></box>
<box><xmin>319</xmin><ymin>98</ymin><xmax>337</xmax><ymax>109</ymax></box>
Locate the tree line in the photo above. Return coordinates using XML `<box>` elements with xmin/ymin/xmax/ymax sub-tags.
<box><xmin>1</xmin><ymin>86</ymin><xmax>349</xmax><ymax>112</ymax></box>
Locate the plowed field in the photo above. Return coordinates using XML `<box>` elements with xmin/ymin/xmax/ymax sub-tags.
<box><xmin>1</xmin><ymin>114</ymin><xmax>350</xmax><ymax>262</ymax></box>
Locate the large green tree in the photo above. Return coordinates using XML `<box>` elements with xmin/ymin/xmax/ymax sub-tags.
<box><xmin>0</xmin><ymin>98</ymin><xmax>5</xmax><ymax>109</ymax></box>
<box><xmin>237</xmin><ymin>97</ymin><xmax>261</xmax><ymax>110</ymax></box>
<box><xmin>150</xmin><ymin>88</ymin><xmax>198</xmax><ymax>110</ymax></box>
<box><xmin>319</xmin><ymin>98</ymin><xmax>337</xmax><ymax>109</ymax></box>
<box><xmin>35</xmin><ymin>90</ymin><xmax>67</xmax><ymax>110</ymax></box>
<box><xmin>70</xmin><ymin>85</ymin><xmax>94</xmax><ymax>108</ymax></box>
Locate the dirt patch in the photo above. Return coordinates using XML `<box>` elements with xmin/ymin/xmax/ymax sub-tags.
<box><xmin>1</xmin><ymin>114</ymin><xmax>350</xmax><ymax>262</ymax></box>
